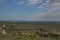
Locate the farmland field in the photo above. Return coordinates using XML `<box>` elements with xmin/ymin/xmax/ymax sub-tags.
<box><xmin>0</xmin><ymin>21</ymin><xmax>60</xmax><ymax>40</ymax></box>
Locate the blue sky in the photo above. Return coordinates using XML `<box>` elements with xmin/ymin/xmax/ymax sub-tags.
<box><xmin>0</xmin><ymin>0</ymin><xmax>60</xmax><ymax>21</ymax></box>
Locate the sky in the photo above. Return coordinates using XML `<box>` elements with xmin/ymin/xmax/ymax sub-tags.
<box><xmin>0</xmin><ymin>0</ymin><xmax>60</xmax><ymax>21</ymax></box>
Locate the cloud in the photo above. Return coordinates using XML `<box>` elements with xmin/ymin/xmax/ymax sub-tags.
<box><xmin>0</xmin><ymin>0</ymin><xmax>60</xmax><ymax>11</ymax></box>
<box><xmin>41</xmin><ymin>13</ymin><xmax>60</xmax><ymax>21</ymax></box>
<box><xmin>27</xmin><ymin>0</ymin><xmax>40</xmax><ymax>5</ymax></box>
<box><xmin>0</xmin><ymin>12</ymin><xmax>60</xmax><ymax>21</ymax></box>
<box><xmin>48</xmin><ymin>0</ymin><xmax>60</xmax><ymax>12</ymax></box>
<box><xmin>50</xmin><ymin>3</ymin><xmax>60</xmax><ymax>11</ymax></box>
<box><xmin>50</xmin><ymin>0</ymin><xmax>60</xmax><ymax>3</ymax></box>
<box><xmin>16</xmin><ymin>0</ymin><xmax>60</xmax><ymax>12</ymax></box>
<box><xmin>38</xmin><ymin>3</ymin><xmax>50</xmax><ymax>9</ymax></box>
<box><xmin>0</xmin><ymin>0</ymin><xmax>8</xmax><ymax>3</ymax></box>
<box><xmin>0</xmin><ymin>0</ymin><xmax>8</xmax><ymax>7</ymax></box>
<box><xmin>23</xmin><ymin>13</ymin><xmax>60</xmax><ymax>21</ymax></box>
<box><xmin>42</xmin><ymin>13</ymin><xmax>60</xmax><ymax>21</ymax></box>
<box><xmin>36</xmin><ymin>0</ymin><xmax>60</xmax><ymax>12</ymax></box>
<box><xmin>18</xmin><ymin>1</ymin><xmax>26</xmax><ymax>5</ymax></box>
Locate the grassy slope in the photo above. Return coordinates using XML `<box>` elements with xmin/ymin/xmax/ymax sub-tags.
<box><xmin>0</xmin><ymin>21</ymin><xmax>60</xmax><ymax>40</ymax></box>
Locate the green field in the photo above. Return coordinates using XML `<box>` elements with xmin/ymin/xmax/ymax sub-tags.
<box><xmin>0</xmin><ymin>21</ymin><xmax>60</xmax><ymax>40</ymax></box>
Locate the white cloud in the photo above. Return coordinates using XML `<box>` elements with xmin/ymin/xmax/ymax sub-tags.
<box><xmin>37</xmin><ymin>0</ymin><xmax>60</xmax><ymax>12</ymax></box>
<box><xmin>24</xmin><ymin>13</ymin><xmax>60</xmax><ymax>21</ymax></box>
<box><xmin>38</xmin><ymin>3</ymin><xmax>50</xmax><ymax>9</ymax></box>
<box><xmin>18</xmin><ymin>1</ymin><xmax>26</xmax><ymax>5</ymax></box>
<box><xmin>28</xmin><ymin>0</ymin><xmax>40</xmax><ymax>5</ymax></box>
<box><xmin>28</xmin><ymin>0</ymin><xmax>38</xmax><ymax>1</ymax></box>
<box><xmin>50</xmin><ymin>0</ymin><xmax>60</xmax><ymax>3</ymax></box>
<box><xmin>48</xmin><ymin>3</ymin><xmax>60</xmax><ymax>12</ymax></box>
<box><xmin>45</xmin><ymin>0</ymin><xmax>50</xmax><ymax>3</ymax></box>
<box><xmin>48</xmin><ymin>0</ymin><xmax>60</xmax><ymax>12</ymax></box>
<box><xmin>41</xmin><ymin>13</ymin><xmax>60</xmax><ymax>21</ymax></box>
